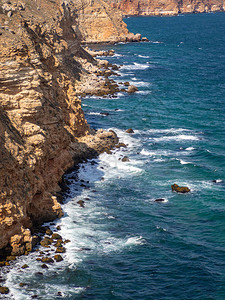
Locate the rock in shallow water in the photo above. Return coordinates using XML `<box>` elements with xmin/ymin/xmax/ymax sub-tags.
<box><xmin>0</xmin><ymin>286</ymin><xmax>9</xmax><ymax>294</ymax></box>
<box><xmin>171</xmin><ymin>184</ymin><xmax>190</xmax><ymax>193</ymax></box>
<box><xmin>155</xmin><ymin>198</ymin><xmax>166</xmax><ymax>202</ymax></box>
<box><xmin>127</xmin><ymin>85</ymin><xmax>138</xmax><ymax>93</ymax></box>
<box><xmin>126</xmin><ymin>128</ymin><xmax>134</xmax><ymax>133</ymax></box>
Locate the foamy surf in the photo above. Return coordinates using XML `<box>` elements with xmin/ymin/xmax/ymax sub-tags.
<box><xmin>151</xmin><ymin>134</ymin><xmax>200</xmax><ymax>142</ymax></box>
<box><xmin>120</xmin><ymin>63</ymin><xmax>150</xmax><ymax>70</ymax></box>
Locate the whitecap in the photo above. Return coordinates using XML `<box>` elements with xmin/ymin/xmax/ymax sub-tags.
<box><xmin>185</xmin><ymin>147</ymin><xmax>195</xmax><ymax>151</ymax></box>
<box><xmin>138</xmin><ymin>55</ymin><xmax>150</xmax><ymax>58</ymax></box>
<box><xmin>151</xmin><ymin>134</ymin><xmax>200</xmax><ymax>142</ymax></box>
<box><xmin>179</xmin><ymin>159</ymin><xmax>192</xmax><ymax>165</ymax></box>
<box><xmin>124</xmin><ymin>236</ymin><xmax>146</xmax><ymax>246</ymax></box>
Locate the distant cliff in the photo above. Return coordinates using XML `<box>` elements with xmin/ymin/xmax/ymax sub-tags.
<box><xmin>107</xmin><ymin>0</ymin><xmax>225</xmax><ymax>16</ymax></box>
<box><xmin>0</xmin><ymin>0</ymin><xmax>136</xmax><ymax>258</ymax></box>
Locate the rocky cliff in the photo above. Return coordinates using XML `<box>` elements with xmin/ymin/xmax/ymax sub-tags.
<box><xmin>108</xmin><ymin>0</ymin><xmax>225</xmax><ymax>16</ymax></box>
<box><xmin>0</xmin><ymin>0</ymin><xmax>130</xmax><ymax>258</ymax></box>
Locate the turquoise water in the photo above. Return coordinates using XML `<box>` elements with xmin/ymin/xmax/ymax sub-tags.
<box><xmin>4</xmin><ymin>12</ymin><xmax>225</xmax><ymax>299</ymax></box>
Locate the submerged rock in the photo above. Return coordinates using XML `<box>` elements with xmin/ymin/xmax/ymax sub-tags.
<box><xmin>171</xmin><ymin>184</ymin><xmax>190</xmax><ymax>193</ymax></box>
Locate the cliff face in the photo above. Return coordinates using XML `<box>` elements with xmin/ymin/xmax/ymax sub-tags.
<box><xmin>108</xmin><ymin>0</ymin><xmax>225</xmax><ymax>16</ymax></box>
<box><xmin>75</xmin><ymin>0</ymin><xmax>141</xmax><ymax>43</ymax></box>
<box><xmin>0</xmin><ymin>0</ymin><xmax>121</xmax><ymax>257</ymax></box>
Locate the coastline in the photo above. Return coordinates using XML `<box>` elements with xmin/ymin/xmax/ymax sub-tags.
<box><xmin>0</xmin><ymin>35</ymin><xmax>140</xmax><ymax>294</ymax></box>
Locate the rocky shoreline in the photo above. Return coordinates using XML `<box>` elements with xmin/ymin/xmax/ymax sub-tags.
<box><xmin>0</xmin><ymin>0</ymin><xmax>143</xmax><ymax>292</ymax></box>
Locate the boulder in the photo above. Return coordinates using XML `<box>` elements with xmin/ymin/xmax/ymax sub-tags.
<box><xmin>54</xmin><ymin>255</ymin><xmax>63</xmax><ymax>262</ymax></box>
<box><xmin>40</xmin><ymin>237</ymin><xmax>53</xmax><ymax>247</ymax></box>
<box><xmin>41</xmin><ymin>264</ymin><xmax>48</xmax><ymax>269</ymax></box>
<box><xmin>54</xmin><ymin>239</ymin><xmax>63</xmax><ymax>247</ymax></box>
<box><xmin>115</xmin><ymin>143</ymin><xmax>127</xmax><ymax>148</ymax></box>
<box><xmin>77</xmin><ymin>200</ymin><xmax>85</xmax><ymax>208</ymax></box>
<box><xmin>122</xmin><ymin>156</ymin><xmax>130</xmax><ymax>162</ymax></box>
<box><xmin>45</xmin><ymin>229</ymin><xmax>53</xmax><ymax>236</ymax></box>
<box><xmin>126</xmin><ymin>128</ymin><xmax>134</xmax><ymax>133</ymax></box>
<box><xmin>55</xmin><ymin>247</ymin><xmax>66</xmax><ymax>253</ymax></box>
<box><xmin>171</xmin><ymin>184</ymin><xmax>190</xmax><ymax>193</ymax></box>
<box><xmin>52</xmin><ymin>233</ymin><xmax>62</xmax><ymax>240</ymax></box>
<box><xmin>127</xmin><ymin>85</ymin><xmax>138</xmax><ymax>93</ymax></box>
<box><xmin>21</xmin><ymin>264</ymin><xmax>29</xmax><ymax>269</ymax></box>
<box><xmin>41</xmin><ymin>257</ymin><xmax>54</xmax><ymax>264</ymax></box>
<box><xmin>0</xmin><ymin>286</ymin><xmax>9</xmax><ymax>294</ymax></box>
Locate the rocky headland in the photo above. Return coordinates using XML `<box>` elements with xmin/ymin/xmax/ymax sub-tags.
<box><xmin>107</xmin><ymin>0</ymin><xmax>225</xmax><ymax>16</ymax></box>
<box><xmin>0</xmin><ymin>0</ymin><xmax>141</xmax><ymax>262</ymax></box>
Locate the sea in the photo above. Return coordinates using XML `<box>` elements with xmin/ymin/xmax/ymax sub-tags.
<box><xmin>2</xmin><ymin>12</ymin><xmax>225</xmax><ymax>300</ymax></box>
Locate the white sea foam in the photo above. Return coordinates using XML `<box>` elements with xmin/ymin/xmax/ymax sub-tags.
<box><xmin>113</xmin><ymin>53</ymin><xmax>123</xmax><ymax>57</ymax></box>
<box><xmin>151</xmin><ymin>134</ymin><xmax>200</xmax><ymax>142</ymax></box>
<box><xmin>151</xmin><ymin>41</ymin><xmax>162</xmax><ymax>44</ymax></box>
<box><xmin>185</xmin><ymin>147</ymin><xmax>195</xmax><ymax>151</ymax></box>
<box><xmin>120</xmin><ymin>63</ymin><xmax>149</xmax><ymax>70</ymax></box>
<box><xmin>147</xmin><ymin>128</ymin><xmax>192</xmax><ymax>134</ymax></box>
<box><xmin>129</xmin><ymin>80</ymin><xmax>151</xmax><ymax>87</ymax></box>
<box><xmin>88</xmin><ymin>112</ymin><xmax>102</xmax><ymax>116</ymax></box>
<box><xmin>124</xmin><ymin>236</ymin><xmax>146</xmax><ymax>246</ymax></box>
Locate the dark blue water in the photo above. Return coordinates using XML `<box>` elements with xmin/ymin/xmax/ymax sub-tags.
<box><xmin>5</xmin><ymin>12</ymin><xmax>225</xmax><ymax>300</ymax></box>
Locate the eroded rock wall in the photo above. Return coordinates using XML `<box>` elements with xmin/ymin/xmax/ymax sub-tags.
<box><xmin>75</xmin><ymin>0</ymin><xmax>141</xmax><ymax>43</ymax></box>
<box><xmin>107</xmin><ymin>0</ymin><xmax>224</xmax><ymax>15</ymax></box>
<box><xmin>0</xmin><ymin>0</ymin><xmax>119</xmax><ymax>256</ymax></box>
